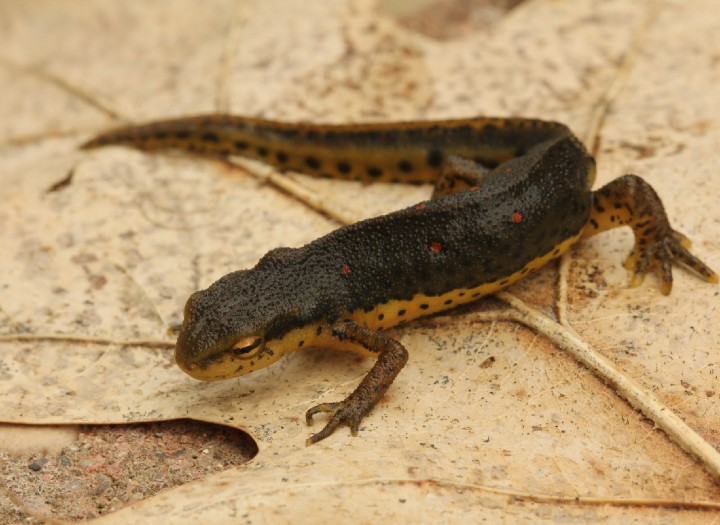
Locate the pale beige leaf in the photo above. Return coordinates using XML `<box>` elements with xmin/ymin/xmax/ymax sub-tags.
<box><xmin>0</xmin><ymin>0</ymin><xmax>719</xmax><ymax>523</ymax></box>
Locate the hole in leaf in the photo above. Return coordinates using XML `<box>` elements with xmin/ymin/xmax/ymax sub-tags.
<box><xmin>0</xmin><ymin>420</ymin><xmax>257</xmax><ymax>522</ymax></box>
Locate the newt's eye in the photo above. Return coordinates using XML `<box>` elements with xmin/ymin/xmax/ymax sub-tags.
<box><xmin>232</xmin><ymin>337</ymin><xmax>264</xmax><ymax>359</ymax></box>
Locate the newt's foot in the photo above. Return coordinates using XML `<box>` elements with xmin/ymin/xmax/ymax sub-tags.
<box><xmin>624</xmin><ymin>229</ymin><xmax>718</xmax><ymax>295</ymax></box>
<box><xmin>305</xmin><ymin>399</ymin><xmax>369</xmax><ymax>445</ymax></box>
<box><xmin>304</xmin><ymin>321</ymin><xmax>408</xmax><ymax>445</ymax></box>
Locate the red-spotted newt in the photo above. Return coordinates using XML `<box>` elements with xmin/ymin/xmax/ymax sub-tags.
<box><xmin>82</xmin><ymin>115</ymin><xmax>718</xmax><ymax>445</ymax></box>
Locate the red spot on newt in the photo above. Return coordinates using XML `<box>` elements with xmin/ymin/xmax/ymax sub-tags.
<box><xmin>469</xmin><ymin>186</ymin><xmax>479</xmax><ymax>192</ymax></box>
<box><xmin>511</xmin><ymin>212</ymin><xmax>523</xmax><ymax>224</ymax></box>
<box><xmin>429</xmin><ymin>242</ymin><xmax>442</xmax><ymax>253</ymax></box>
<box><xmin>417</xmin><ymin>202</ymin><xmax>426</xmax><ymax>210</ymax></box>
<box><xmin>341</xmin><ymin>264</ymin><xmax>352</xmax><ymax>276</ymax></box>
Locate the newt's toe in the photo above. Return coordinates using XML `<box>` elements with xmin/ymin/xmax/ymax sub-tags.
<box><xmin>305</xmin><ymin>400</ymin><xmax>365</xmax><ymax>445</ymax></box>
<box><xmin>626</xmin><ymin>230</ymin><xmax>717</xmax><ymax>295</ymax></box>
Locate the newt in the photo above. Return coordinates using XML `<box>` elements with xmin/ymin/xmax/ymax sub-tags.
<box><xmin>82</xmin><ymin>115</ymin><xmax>718</xmax><ymax>444</ymax></box>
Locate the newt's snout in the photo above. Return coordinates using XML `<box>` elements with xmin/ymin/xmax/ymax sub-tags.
<box><xmin>174</xmin><ymin>290</ymin><xmax>225</xmax><ymax>380</ymax></box>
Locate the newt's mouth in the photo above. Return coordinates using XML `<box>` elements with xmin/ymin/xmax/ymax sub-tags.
<box><xmin>175</xmin><ymin>330</ymin><xmax>270</xmax><ymax>381</ymax></box>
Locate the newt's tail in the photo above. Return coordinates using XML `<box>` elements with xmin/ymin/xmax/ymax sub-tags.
<box><xmin>80</xmin><ymin>116</ymin><xmax>235</xmax><ymax>155</ymax></box>
<box><xmin>81</xmin><ymin>114</ymin><xmax>569</xmax><ymax>185</ymax></box>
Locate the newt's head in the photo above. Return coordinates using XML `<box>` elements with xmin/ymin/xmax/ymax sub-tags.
<box><xmin>174</xmin><ymin>266</ymin><xmax>297</xmax><ymax>381</ymax></box>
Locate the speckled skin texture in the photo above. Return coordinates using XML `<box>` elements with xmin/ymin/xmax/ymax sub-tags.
<box><xmin>82</xmin><ymin>115</ymin><xmax>717</xmax><ymax>443</ymax></box>
<box><xmin>173</xmin><ymin>133</ymin><xmax>592</xmax><ymax>365</ymax></box>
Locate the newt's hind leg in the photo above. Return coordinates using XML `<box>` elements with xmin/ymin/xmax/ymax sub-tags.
<box><xmin>582</xmin><ymin>174</ymin><xmax>717</xmax><ymax>294</ymax></box>
<box><xmin>431</xmin><ymin>155</ymin><xmax>491</xmax><ymax>199</ymax></box>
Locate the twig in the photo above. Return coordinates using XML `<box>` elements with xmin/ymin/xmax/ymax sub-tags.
<box><xmin>233</xmin><ymin>159</ymin><xmax>363</xmax><ymax>226</ymax></box>
<box><xmin>0</xmin><ymin>333</ymin><xmax>174</xmax><ymax>349</ymax></box>
<box><xmin>0</xmin><ymin>55</ymin><xmax>128</xmax><ymax>122</ymax></box>
<box><xmin>349</xmin><ymin>477</ymin><xmax>720</xmax><ymax>510</ymax></box>
<box><xmin>497</xmin><ymin>291</ymin><xmax>720</xmax><ymax>483</ymax></box>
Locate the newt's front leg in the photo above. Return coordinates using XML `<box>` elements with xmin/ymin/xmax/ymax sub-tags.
<box><xmin>582</xmin><ymin>174</ymin><xmax>718</xmax><ymax>293</ymax></box>
<box><xmin>305</xmin><ymin>320</ymin><xmax>409</xmax><ymax>445</ymax></box>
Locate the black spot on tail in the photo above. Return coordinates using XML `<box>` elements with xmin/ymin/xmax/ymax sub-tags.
<box><xmin>305</xmin><ymin>156</ymin><xmax>321</xmax><ymax>170</ymax></box>
<box><xmin>427</xmin><ymin>149</ymin><xmax>443</xmax><ymax>168</ymax></box>
<box><xmin>398</xmin><ymin>160</ymin><xmax>413</xmax><ymax>173</ymax></box>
